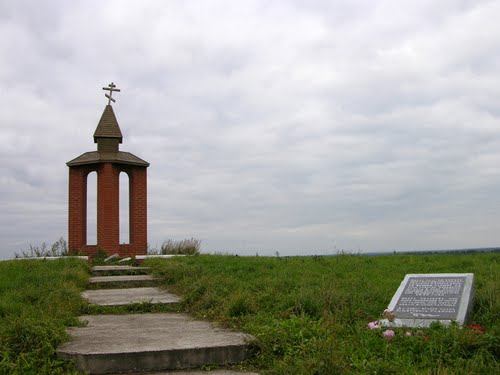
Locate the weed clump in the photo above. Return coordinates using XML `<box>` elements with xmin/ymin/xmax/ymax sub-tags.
<box><xmin>14</xmin><ymin>237</ymin><xmax>69</xmax><ymax>258</ymax></box>
<box><xmin>150</xmin><ymin>238</ymin><xmax>201</xmax><ymax>255</ymax></box>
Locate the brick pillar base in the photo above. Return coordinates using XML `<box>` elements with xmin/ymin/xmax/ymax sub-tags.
<box><xmin>68</xmin><ymin>163</ymin><xmax>147</xmax><ymax>257</ymax></box>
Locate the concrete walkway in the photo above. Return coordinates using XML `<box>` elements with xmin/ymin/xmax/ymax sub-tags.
<box><xmin>58</xmin><ymin>265</ymin><xmax>257</xmax><ymax>374</ymax></box>
<box><xmin>91</xmin><ymin>265</ymin><xmax>150</xmax><ymax>276</ymax></box>
<box><xmin>89</xmin><ymin>274</ymin><xmax>157</xmax><ymax>288</ymax></box>
<box><xmin>82</xmin><ymin>287</ymin><xmax>181</xmax><ymax>306</ymax></box>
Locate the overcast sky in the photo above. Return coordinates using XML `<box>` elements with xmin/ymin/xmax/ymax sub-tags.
<box><xmin>1</xmin><ymin>0</ymin><xmax>499</xmax><ymax>258</ymax></box>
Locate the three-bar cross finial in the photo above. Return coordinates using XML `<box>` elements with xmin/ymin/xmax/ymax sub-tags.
<box><xmin>102</xmin><ymin>82</ymin><xmax>121</xmax><ymax>105</ymax></box>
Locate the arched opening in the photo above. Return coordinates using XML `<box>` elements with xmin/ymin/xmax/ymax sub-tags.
<box><xmin>86</xmin><ymin>171</ymin><xmax>97</xmax><ymax>245</ymax></box>
<box><xmin>120</xmin><ymin>171</ymin><xmax>130</xmax><ymax>244</ymax></box>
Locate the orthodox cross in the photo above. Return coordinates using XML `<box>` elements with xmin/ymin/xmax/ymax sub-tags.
<box><xmin>102</xmin><ymin>82</ymin><xmax>121</xmax><ymax>105</ymax></box>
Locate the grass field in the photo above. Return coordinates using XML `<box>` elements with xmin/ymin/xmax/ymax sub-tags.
<box><xmin>146</xmin><ymin>252</ymin><xmax>499</xmax><ymax>374</ymax></box>
<box><xmin>0</xmin><ymin>252</ymin><xmax>497</xmax><ymax>374</ymax></box>
<box><xmin>0</xmin><ymin>259</ymin><xmax>89</xmax><ymax>374</ymax></box>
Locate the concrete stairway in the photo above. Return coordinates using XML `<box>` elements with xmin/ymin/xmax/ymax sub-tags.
<box><xmin>91</xmin><ymin>265</ymin><xmax>151</xmax><ymax>276</ymax></box>
<box><xmin>57</xmin><ymin>265</ymin><xmax>257</xmax><ymax>374</ymax></box>
<box><xmin>82</xmin><ymin>287</ymin><xmax>181</xmax><ymax>306</ymax></box>
<box><xmin>88</xmin><ymin>274</ymin><xmax>158</xmax><ymax>288</ymax></box>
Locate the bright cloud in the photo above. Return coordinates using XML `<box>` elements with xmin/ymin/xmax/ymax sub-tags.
<box><xmin>1</xmin><ymin>0</ymin><xmax>499</xmax><ymax>257</ymax></box>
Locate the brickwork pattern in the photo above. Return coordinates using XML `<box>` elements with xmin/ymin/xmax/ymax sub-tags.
<box><xmin>68</xmin><ymin>163</ymin><xmax>148</xmax><ymax>257</ymax></box>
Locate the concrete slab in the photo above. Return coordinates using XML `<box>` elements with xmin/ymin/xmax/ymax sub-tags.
<box><xmin>82</xmin><ymin>287</ymin><xmax>181</xmax><ymax>306</ymax></box>
<box><xmin>92</xmin><ymin>265</ymin><xmax>151</xmax><ymax>276</ymax></box>
<box><xmin>136</xmin><ymin>255</ymin><xmax>186</xmax><ymax>260</ymax></box>
<box><xmin>104</xmin><ymin>254</ymin><xmax>120</xmax><ymax>262</ymax></box>
<box><xmin>89</xmin><ymin>275</ymin><xmax>157</xmax><ymax>288</ymax></box>
<box><xmin>58</xmin><ymin>313</ymin><xmax>255</xmax><ymax>374</ymax></box>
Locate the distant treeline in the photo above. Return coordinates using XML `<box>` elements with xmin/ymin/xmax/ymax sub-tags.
<box><xmin>362</xmin><ymin>247</ymin><xmax>500</xmax><ymax>256</ymax></box>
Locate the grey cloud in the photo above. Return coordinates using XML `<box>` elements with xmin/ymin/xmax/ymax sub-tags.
<box><xmin>1</xmin><ymin>0</ymin><xmax>500</xmax><ymax>258</ymax></box>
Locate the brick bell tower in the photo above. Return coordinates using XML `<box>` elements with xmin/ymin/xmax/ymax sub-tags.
<box><xmin>67</xmin><ymin>83</ymin><xmax>149</xmax><ymax>256</ymax></box>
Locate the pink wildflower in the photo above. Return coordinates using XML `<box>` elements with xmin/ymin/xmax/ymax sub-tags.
<box><xmin>382</xmin><ymin>329</ymin><xmax>395</xmax><ymax>339</ymax></box>
<box><xmin>368</xmin><ymin>321</ymin><xmax>381</xmax><ymax>330</ymax></box>
<box><xmin>405</xmin><ymin>331</ymin><xmax>412</xmax><ymax>337</ymax></box>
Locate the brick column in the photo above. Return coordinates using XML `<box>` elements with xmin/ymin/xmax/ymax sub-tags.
<box><xmin>97</xmin><ymin>163</ymin><xmax>120</xmax><ymax>253</ymax></box>
<box><xmin>129</xmin><ymin>167</ymin><xmax>148</xmax><ymax>255</ymax></box>
<box><xmin>68</xmin><ymin>167</ymin><xmax>88</xmax><ymax>254</ymax></box>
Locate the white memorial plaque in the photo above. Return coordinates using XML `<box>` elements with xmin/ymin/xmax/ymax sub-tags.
<box><xmin>382</xmin><ymin>273</ymin><xmax>474</xmax><ymax>327</ymax></box>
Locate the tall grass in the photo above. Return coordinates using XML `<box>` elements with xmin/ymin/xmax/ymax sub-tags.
<box><xmin>0</xmin><ymin>259</ymin><xmax>89</xmax><ymax>374</ymax></box>
<box><xmin>146</xmin><ymin>252</ymin><xmax>499</xmax><ymax>374</ymax></box>
<box><xmin>14</xmin><ymin>237</ymin><xmax>69</xmax><ymax>258</ymax></box>
<box><xmin>149</xmin><ymin>238</ymin><xmax>201</xmax><ymax>255</ymax></box>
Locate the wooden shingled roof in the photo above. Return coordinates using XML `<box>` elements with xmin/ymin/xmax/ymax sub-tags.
<box><xmin>67</xmin><ymin>103</ymin><xmax>149</xmax><ymax>167</ymax></box>
<box><xmin>66</xmin><ymin>151</ymin><xmax>149</xmax><ymax>167</ymax></box>
<box><xmin>93</xmin><ymin>105</ymin><xmax>123</xmax><ymax>143</ymax></box>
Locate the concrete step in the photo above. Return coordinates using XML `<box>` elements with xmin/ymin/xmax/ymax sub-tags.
<box><xmin>82</xmin><ymin>287</ymin><xmax>181</xmax><ymax>306</ymax></box>
<box><xmin>57</xmin><ymin>313</ymin><xmax>255</xmax><ymax>374</ymax></box>
<box><xmin>92</xmin><ymin>265</ymin><xmax>151</xmax><ymax>276</ymax></box>
<box><xmin>89</xmin><ymin>275</ymin><xmax>157</xmax><ymax>288</ymax></box>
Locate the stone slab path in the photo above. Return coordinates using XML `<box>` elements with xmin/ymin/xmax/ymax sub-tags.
<box><xmin>92</xmin><ymin>265</ymin><xmax>150</xmax><ymax>275</ymax></box>
<box><xmin>58</xmin><ymin>314</ymin><xmax>254</xmax><ymax>374</ymax></box>
<box><xmin>58</xmin><ymin>265</ymin><xmax>257</xmax><ymax>374</ymax></box>
<box><xmin>89</xmin><ymin>274</ymin><xmax>157</xmax><ymax>288</ymax></box>
<box><xmin>82</xmin><ymin>287</ymin><xmax>181</xmax><ymax>306</ymax></box>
